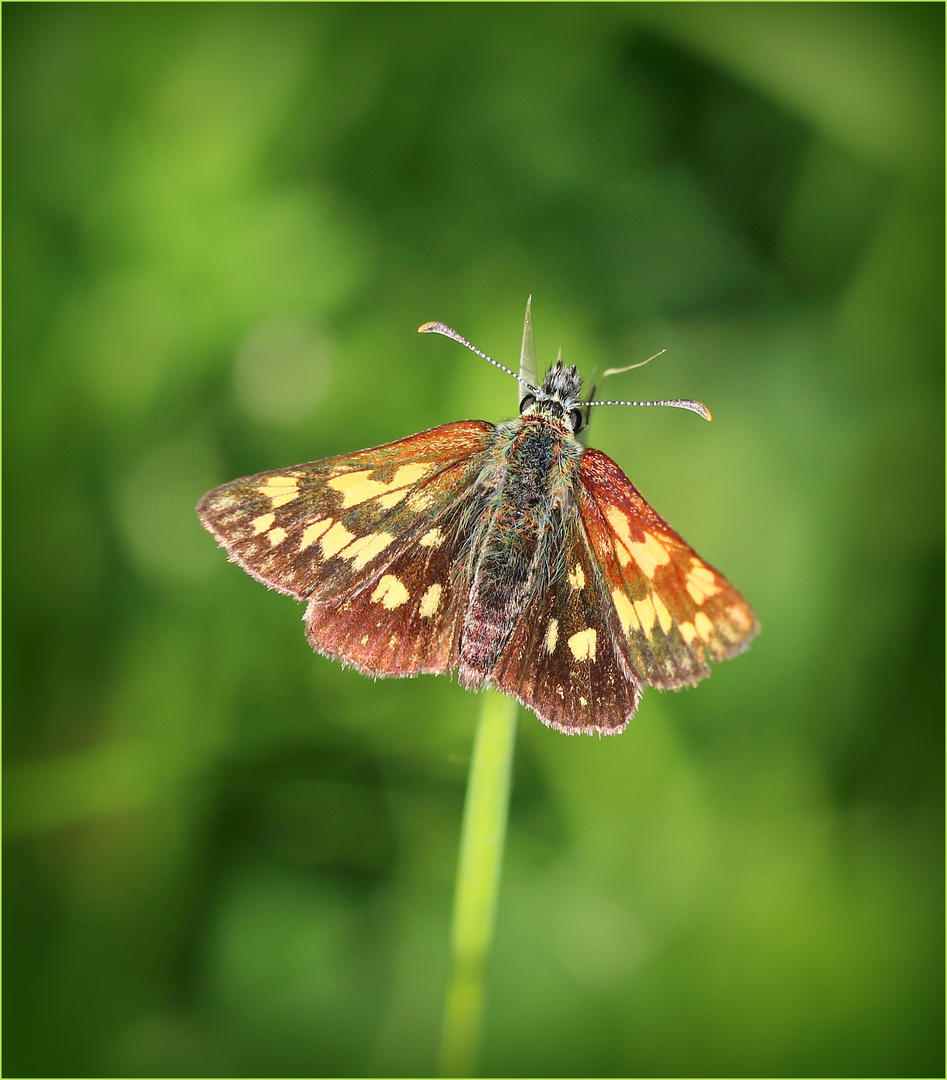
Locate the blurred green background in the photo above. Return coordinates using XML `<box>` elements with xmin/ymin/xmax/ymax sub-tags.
<box><xmin>4</xmin><ymin>4</ymin><xmax>943</xmax><ymax>1077</ymax></box>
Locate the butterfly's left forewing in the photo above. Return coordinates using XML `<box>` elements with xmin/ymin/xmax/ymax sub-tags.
<box><xmin>198</xmin><ymin>420</ymin><xmax>497</xmax><ymax>676</ymax></box>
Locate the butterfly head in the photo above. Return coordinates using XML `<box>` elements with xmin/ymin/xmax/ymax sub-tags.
<box><xmin>519</xmin><ymin>359</ymin><xmax>587</xmax><ymax>434</ymax></box>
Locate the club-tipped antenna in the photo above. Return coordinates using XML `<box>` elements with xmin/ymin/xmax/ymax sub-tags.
<box><xmin>579</xmin><ymin>395</ymin><xmax>712</xmax><ymax>421</ymax></box>
<box><xmin>420</xmin><ymin>320</ymin><xmax>711</xmax><ymax>420</ymax></box>
<box><xmin>588</xmin><ymin>347</ymin><xmax>711</xmax><ymax>420</ymax></box>
<box><xmin>418</xmin><ymin>321</ymin><xmax>531</xmax><ymax>388</ymax></box>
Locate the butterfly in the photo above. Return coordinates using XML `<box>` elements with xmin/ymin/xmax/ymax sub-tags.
<box><xmin>198</xmin><ymin>304</ymin><xmax>758</xmax><ymax>735</ymax></box>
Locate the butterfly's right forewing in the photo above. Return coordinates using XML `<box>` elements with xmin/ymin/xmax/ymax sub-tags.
<box><xmin>578</xmin><ymin>448</ymin><xmax>759</xmax><ymax>689</ymax></box>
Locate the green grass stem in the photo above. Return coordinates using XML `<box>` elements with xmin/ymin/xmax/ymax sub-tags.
<box><xmin>437</xmin><ymin>689</ymin><xmax>519</xmax><ymax>1077</ymax></box>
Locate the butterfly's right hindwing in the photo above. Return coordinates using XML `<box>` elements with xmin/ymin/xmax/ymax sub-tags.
<box><xmin>491</xmin><ymin>509</ymin><xmax>641</xmax><ymax>734</ymax></box>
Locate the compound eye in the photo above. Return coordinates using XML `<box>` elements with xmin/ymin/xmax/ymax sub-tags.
<box><xmin>569</xmin><ymin>408</ymin><xmax>584</xmax><ymax>433</ymax></box>
<box><xmin>519</xmin><ymin>394</ymin><xmax>536</xmax><ymax>413</ymax></box>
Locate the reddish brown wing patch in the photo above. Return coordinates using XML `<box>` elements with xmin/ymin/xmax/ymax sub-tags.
<box><xmin>578</xmin><ymin>448</ymin><xmax>759</xmax><ymax>690</ymax></box>
<box><xmin>304</xmin><ymin>497</ymin><xmax>478</xmax><ymax>677</ymax></box>
<box><xmin>198</xmin><ymin>420</ymin><xmax>497</xmax><ymax>675</ymax></box>
<box><xmin>491</xmin><ymin>515</ymin><xmax>640</xmax><ymax>734</ymax></box>
<box><xmin>198</xmin><ymin>421</ymin><xmax>493</xmax><ymax>599</ymax></box>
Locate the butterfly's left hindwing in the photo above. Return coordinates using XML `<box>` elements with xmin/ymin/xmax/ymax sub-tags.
<box><xmin>198</xmin><ymin>420</ymin><xmax>497</xmax><ymax>675</ymax></box>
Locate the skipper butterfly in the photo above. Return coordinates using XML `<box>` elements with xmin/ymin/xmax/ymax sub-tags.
<box><xmin>199</xmin><ymin>305</ymin><xmax>758</xmax><ymax>734</ymax></box>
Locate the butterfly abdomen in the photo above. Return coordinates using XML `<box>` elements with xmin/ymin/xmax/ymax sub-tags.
<box><xmin>459</xmin><ymin>419</ymin><xmax>580</xmax><ymax>687</ymax></box>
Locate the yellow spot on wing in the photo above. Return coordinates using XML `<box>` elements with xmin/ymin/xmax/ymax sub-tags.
<box><xmin>652</xmin><ymin>593</ymin><xmax>673</xmax><ymax>633</ymax></box>
<box><xmin>298</xmin><ymin>519</ymin><xmax>332</xmax><ymax>551</ymax></box>
<box><xmin>340</xmin><ymin>531</ymin><xmax>394</xmax><ymax>570</ymax></box>
<box><xmin>545</xmin><ymin>618</ymin><xmax>559</xmax><ymax>653</ymax></box>
<box><xmin>251</xmin><ymin>513</ymin><xmax>275</xmax><ymax>535</ymax></box>
<box><xmin>729</xmin><ymin>604</ymin><xmax>754</xmax><ymax>630</ymax></box>
<box><xmin>686</xmin><ymin>563</ymin><xmax>721</xmax><ymax>604</ymax></box>
<box><xmin>377</xmin><ymin>490</ymin><xmax>407</xmax><ymax>510</ymax></box>
<box><xmin>633</xmin><ymin>595</ymin><xmax>658</xmax><ymax>633</ymax></box>
<box><xmin>679</xmin><ymin>621</ymin><xmax>698</xmax><ymax>645</ymax></box>
<box><xmin>326</xmin><ymin>470</ymin><xmax>377</xmax><ymax>507</ymax></box>
<box><xmin>568</xmin><ymin>628</ymin><xmax>597</xmax><ymax>661</ymax></box>
<box><xmin>606</xmin><ymin>507</ymin><xmax>634</xmax><ymax>562</ymax></box>
<box><xmin>259</xmin><ymin>475</ymin><xmax>300</xmax><ymax>508</ymax></box>
<box><xmin>407</xmin><ymin>488</ymin><xmax>437</xmax><ymax>512</ymax></box>
<box><xmin>629</xmin><ymin>533</ymin><xmax>671</xmax><ymax>577</ymax></box>
<box><xmin>611</xmin><ymin>589</ymin><xmax>636</xmax><ymax>637</ymax></box>
<box><xmin>267</xmin><ymin>527</ymin><xmax>287</xmax><ymax>547</ymax></box>
<box><xmin>419</xmin><ymin>583</ymin><xmax>443</xmax><ymax>618</ymax></box>
<box><xmin>419</xmin><ymin>528</ymin><xmax>445</xmax><ymax>548</ymax></box>
<box><xmin>392</xmin><ymin>463</ymin><xmax>432</xmax><ymax>486</ymax></box>
<box><xmin>605</xmin><ymin>508</ymin><xmax>670</xmax><ymax>577</ymax></box>
<box><xmin>613</xmin><ymin>588</ymin><xmax>673</xmax><ymax>639</ymax></box>
<box><xmin>320</xmin><ymin>521</ymin><xmax>356</xmax><ymax>559</ymax></box>
<box><xmin>567</xmin><ymin>563</ymin><xmax>585</xmax><ymax>590</ymax></box>
<box><xmin>371</xmin><ymin>575</ymin><xmax>410</xmax><ymax>610</ymax></box>
<box><xmin>328</xmin><ymin>462</ymin><xmax>435</xmax><ymax>508</ymax></box>
<box><xmin>694</xmin><ymin>611</ymin><xmax>715</xmax><ymax>643</ymax></box>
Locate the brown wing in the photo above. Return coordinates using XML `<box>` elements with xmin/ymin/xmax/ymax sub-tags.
<box><xmin>490</xmin><ymin>509</ymin><xmax>641</xmax><ymax>735</ymax></box>
<box><xmin>198</xmin><ymin>420</ymin><xmax>497</xmax><ymax>675</ymax></box>
<box><xmin>577</xmin><ymin>448</ymin><xmax>759</xmax><ymax>689</ymax></box>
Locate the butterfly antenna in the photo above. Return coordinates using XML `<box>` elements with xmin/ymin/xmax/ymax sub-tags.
<box><xmin>419</xmin><ymin>321</ymin><xmax>529</xmax><ymax>387</ymax></box>
<box><xmin>583</xmin><ymin>347</ymin><xmax>710</xmax><ymax>420</ymax></box>
<box><xmin>601</xmin><ymin>348</ymin><xmax>666</xmax><ymax>378</ymax></box>
<box><xmin>581</xmin><ymin>396</ymin><xmax>712</xmax><ymax>421</ymax></box>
